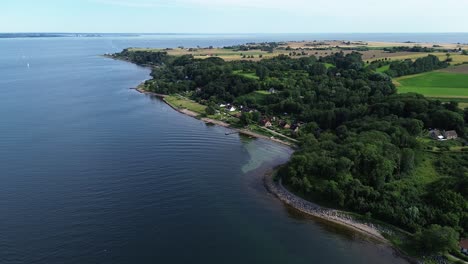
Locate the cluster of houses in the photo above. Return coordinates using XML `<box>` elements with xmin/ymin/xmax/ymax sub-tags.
<box><xmin>219</xmin><ymin>102</ymin><xmax>262</xmax><ymax>114</ymax></box>
<box><xmin>216</xmin><ymin>102</ymin><xmax>303</xmax><ymax>135</ymax></box>
<box><xmin>219</xmin><ymin>103</ymin><xmax>237</xmax><ymax>112</ymax></box>
<box><xmin>261</xmin><ymin>117</ymin><xmax>302</xmax><ymax>135</ymax></box>
<box><xmin>429</xmin><ymin>129</ymin><xmax>458</xmax><ymax>140</ymax></box>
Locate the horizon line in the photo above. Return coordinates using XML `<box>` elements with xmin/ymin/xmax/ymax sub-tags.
<box><xmin>2</xmin><ymin>32</ymin><xmax>468</xmax><ymax>34</ymax></box>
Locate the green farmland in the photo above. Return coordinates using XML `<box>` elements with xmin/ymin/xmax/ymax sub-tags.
<box><xmin>396</xmin><ymin>71</ymin><xmax>468</xmax><ymax>99</ymax></box>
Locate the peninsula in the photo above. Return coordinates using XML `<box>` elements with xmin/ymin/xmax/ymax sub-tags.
<box><xmin>110</xmin><ymin>40</ymin><xmax>468</xmax><ymax>263</ymax></box>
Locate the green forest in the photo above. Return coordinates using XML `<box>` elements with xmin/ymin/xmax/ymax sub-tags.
<box><xmin>113</xmin><ymin>49</ymin><xmax>467</xmax><ymax>256</ymax></box>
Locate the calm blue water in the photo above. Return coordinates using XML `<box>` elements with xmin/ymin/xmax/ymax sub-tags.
<box><xmin>0</xmin><ymin>35</ymin><xmax>419</xmax><ymax>264</ymax></box>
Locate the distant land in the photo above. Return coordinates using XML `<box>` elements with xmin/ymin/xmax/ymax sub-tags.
<box><xmin>0</xmin><ymin>33</ymin><xmax>142</xmax><ymax>38</ymax></box>
<box><xmin>2</xmin><ymin>33</ymin><xmax>468</xmax><ymax>44</ymax></box>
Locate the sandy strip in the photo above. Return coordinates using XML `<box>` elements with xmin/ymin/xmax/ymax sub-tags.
<box><xmin>134</xmin><ymin>87</ymin><xmax>167</xmax><ymax>98</ymax></box>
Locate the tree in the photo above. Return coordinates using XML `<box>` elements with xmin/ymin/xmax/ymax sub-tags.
<box><xmin>240</xmin><ymin>112</ymin><xmax>252</xmax><ymax>125</ymax></box>
<box><xmin>251</xmin><ymin>111</ymin><xmax>261</xmax><ymax>123</ymax></box>
<box><xmin>415</xmin><ymin>225</ymin><xmax>459</xmax><ymax>254</ymax></box>
<box><xmin>205</xmin><ymin>105</ymin><xmax>216</xmax><ymax>115</ymax></box>
<box><xmin>400</xmin><ymin>148</ymin><xmax>415</xmax><ymax>174</ymax></box>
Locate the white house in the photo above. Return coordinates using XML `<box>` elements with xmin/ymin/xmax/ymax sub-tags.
<box><xmin>229</xmin><ymin>106</ymin><xmax>236</xmax><ymax>112</ymax></box>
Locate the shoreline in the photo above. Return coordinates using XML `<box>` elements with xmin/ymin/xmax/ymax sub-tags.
<box><xmin>135</xmin><ymin>85</ymin><xmax>388</xmax><ymax>242</ymax></box>
<box><xmin>135</xmin><ymin>85</ymin><xmax>391</xmax><ymax>243</ymax></box>
<box><xmin>134</xmin><ymin>86</ymin><xmax>297</xmax><ymax>147</ymax></box>
<box><xmin>263</xmin><ymin>171</ymin><xmax>388</xmax><ymax>243</ymax></box>
<box><xmin>263</xmin><ymin>171</ymin><xmax>419</xmax><ymax>264</ymax></box>
<box><xmin>134</xmin><ymin>83</ymin><xmax>419</xmax><ymax>264</ymax></box>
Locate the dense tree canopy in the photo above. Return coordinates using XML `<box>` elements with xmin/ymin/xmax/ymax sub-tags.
<box><xmin>114</xmin><ymin>49</ymin><xmax>467</xmax><ymax>242</ymax></box>
<box><xmin>385</xmin><ymin>55</ymin><xmax>449</xmax><ymax>77</ymax></box>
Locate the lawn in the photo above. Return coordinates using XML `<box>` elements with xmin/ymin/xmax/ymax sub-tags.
<box><xmin>164</xmin><ymin>95</ymin><xmax>206</xmax><ymax>114</ymax></box>
<box><xmin>396</xmin><ymin>71</ymin><xmax>468</xmax><ymax>98</ymax></box>
<box><xmin>235</xmin><ymin>90</ymin><xmax>270</xmax><ymax>105</ymax></box>
<box><xmin>376</xmin><ymin>65</ymin><xmax>390</xmax><ymax>73</ymax></box>
<box><xmin>233</xmin><ymin>70</ymin><xmax>260</xmax><ymax>80</ymax></box>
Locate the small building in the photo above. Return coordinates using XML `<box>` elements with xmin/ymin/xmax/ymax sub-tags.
<box><xmin>261</xmin><ymin>119</ymin><xmax>272</xmax><ymax>128</ymax></box>
<box><xmin>429</xmin><ymin>129</ymin><xmax>444</xmax><ymax>140</ymax></box>
<box><xmin>229</xmin><ymin>106</ymin><xmax>236</xmax><ymax>112</ymax></box>
<box><xmin>443</xmin><ymin>130</ymin><xmax>458</xmax><ymax>140</ymax></box>
<box><xmin>268</xmin><ymin>88</ymin><xmax>276</xmax><ymax>94</ymax></box>
<box><xmin>460</xmin><ymin>239</ymin><xmax>468</xmax><ymax>255</ymax></box>
<box><xmin>292</xmin><ymin>126</ymin><xmax>300</xmax><ymax>136</ymax></box>
<box><xmin>283</xmin><ymin>124</ymin><xmax>291</xmax><ymax>129</ymax></box>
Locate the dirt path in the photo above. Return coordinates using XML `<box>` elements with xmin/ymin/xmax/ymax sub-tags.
<box><xmin>260</xmin><ymin>127</ymin><xmax>299</xmax><ymax>143</ymax></box>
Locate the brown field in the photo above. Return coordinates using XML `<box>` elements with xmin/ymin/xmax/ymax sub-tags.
<box><xmin>360</xmin><ymin>50</ymin><xmax>425</xmax><ymax>61</ymax></box>
<box><xmin>370</xmin><ymin>53</ymin><xmax>468</xmax><ymax>65</ymax></box>
<box><xmin>130</xmin><ymin>47</ymin><xmax>355</xmax><ymax>61</ymax></box>
<box><xmin>129</xmin><ymin>40</ymin><xmax>468</xmax><ymax>63</ymax></box>
<box><xmin>439</xmin><ymin>64</ymin><xmax>468</xmax><ymax>74</ymax></box>
<box><xmin>282</xmin><ymin>40</ymin><xmax>468</xmax><ymax>50</ymax></box>
<box><xmin>366</xmin><ymin>41</ymin><xmax>467</xmax><ymax>49</ymax></box>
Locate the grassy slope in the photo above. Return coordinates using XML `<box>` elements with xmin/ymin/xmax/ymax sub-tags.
<box><xmin>233</xmin><ymin>70</ymin><xmax>260</xmax><ymax>80</ymax></box>
<box><xmin>235</xmin><ymin>90</ymin><xmax>270</xmax><ymax>105</ymax></box>
<box><xmin>376</xmin><ymin>65</ymin><xmax>390</xmax><ymax>73</ymax></box>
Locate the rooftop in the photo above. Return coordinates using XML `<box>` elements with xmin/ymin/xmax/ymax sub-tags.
<box><xmin>460</xmin><ymin>239</ymin><xmax>468</xmax><ymax>249</ymax></box>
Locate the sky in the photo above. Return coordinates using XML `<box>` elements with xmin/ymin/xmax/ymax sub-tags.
<box><xmin>1</xmin><ymin>0</ymin><xmax>468</xmax><ymax>33</ymax></box>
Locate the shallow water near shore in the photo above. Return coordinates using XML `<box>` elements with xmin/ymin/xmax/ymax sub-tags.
<box><xmin>0</xmin><ymin>35</ymin><xmax>411</xmax><ymax>263</ymax></box>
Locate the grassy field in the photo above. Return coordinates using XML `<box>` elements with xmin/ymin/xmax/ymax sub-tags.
<box><xmin>376</xmin><ymin>65</ymin><xmax>390</xmax><ymax>73</ymax></box>
<box><xmin>235</xmin><ymin>90</ymin><xmax>271</xmax><ymax>105</ymax></box>
<box><xmin>233</xmin><ymin>70</ymin><xmax>260</xmax><ymax>80</ymax></box>
<box><xmin>164</xmin><ymin>95</ymin><xmax>206</xmax><ymax>114</ymax></box>
<box><xmin>396</xmin><ymin>71</ymin><xmax>468</xmax><ymax>98</ymax></box>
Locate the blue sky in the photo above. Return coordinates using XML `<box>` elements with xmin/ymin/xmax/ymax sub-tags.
<box><xmin>1</xmin><ymin>0</ymin><xmax>467</xmax><ymax>33</ymax></box>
